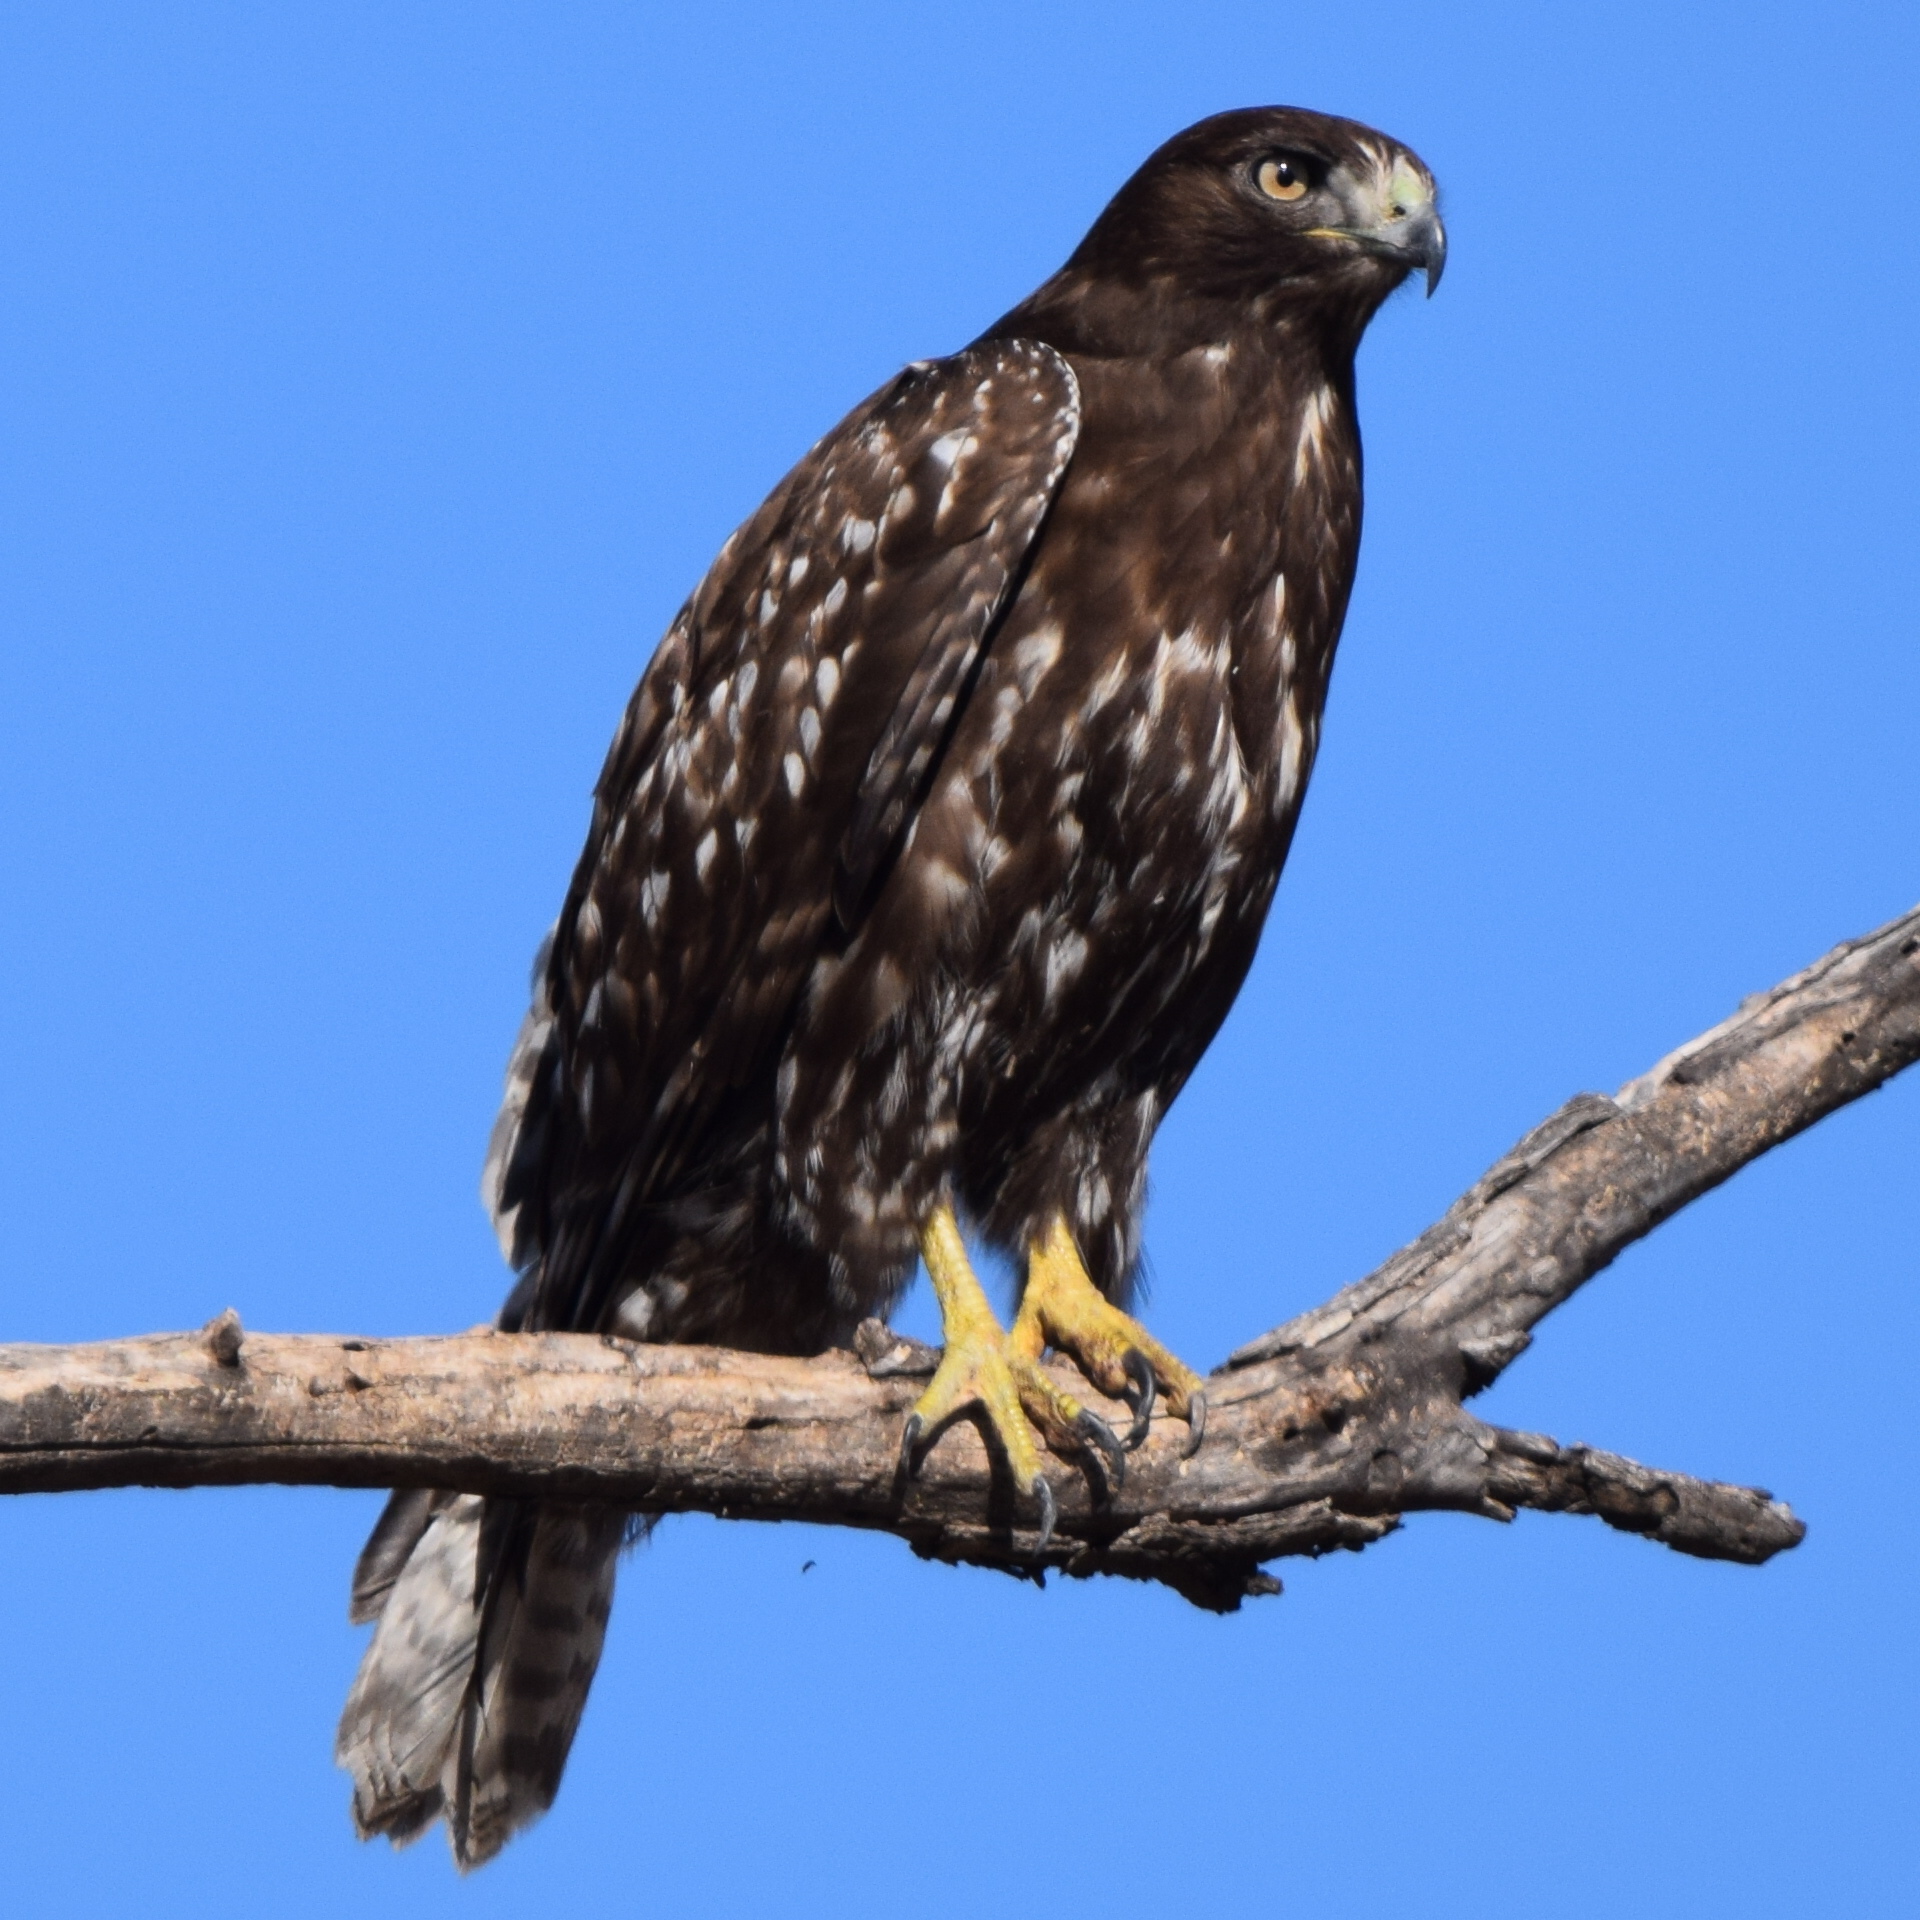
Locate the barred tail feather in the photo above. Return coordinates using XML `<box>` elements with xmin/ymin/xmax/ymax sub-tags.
<box><xmin>336</xmin><ymin>1493</ymin><xmax>630</xmax><ymax>1870</ymax></box>
<box><xmin>336</xmin><ymin>1492</ymin><xmax>486</xmax><ymax>1850</ymax></box>
<box><xmin>452</xmin><ymin>1503</ymin><xmax>627</xmax><ymax>1866</ymax></box>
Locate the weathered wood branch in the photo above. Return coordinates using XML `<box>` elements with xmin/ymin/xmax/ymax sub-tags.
<box><xmin>3</xmin><ymin>904</ymin><xmax>1915</xmax><ymax>1610</ymax></box>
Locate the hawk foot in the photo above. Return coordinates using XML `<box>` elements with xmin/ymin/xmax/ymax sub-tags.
<box><xmin>906</xmin><ymin>1205</ymin><xmax>1125</xmax><ymax>1547</ymax></box>
<box><xmin>1012</xmin><ymin>1214</ymin><xmax>1207</xmax><ymax>1457</ymax></box>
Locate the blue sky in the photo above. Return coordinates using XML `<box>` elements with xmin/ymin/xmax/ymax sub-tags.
<box><xmin>2</xmin><ymin>4</ymin><xmax>1915</xmax><ymax>1913</ymax></box>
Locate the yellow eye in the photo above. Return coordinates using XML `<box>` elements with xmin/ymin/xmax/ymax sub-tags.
<box><xmin>1256</xmin><ymin>156</ymin><xmax>1309</xmax><ymax>202</ymax></box>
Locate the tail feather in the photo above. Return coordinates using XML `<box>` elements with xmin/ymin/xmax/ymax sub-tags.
<box><xmin>452</xmin><ymin>1503</ymin><xmax>627</xmax><ymax>1866</ymax></box>
<box><xmin>336</xmin><ymin>1493</ymin><xmax>487</xmax><ymax>1848</ymax></box>
<box><xmin>338</xmin><ymin>929</ymin><xmax>635</xmax><ymax>1867</ymax></box>
<box><xmin>336</xmin><ymin>1494</ymin><xmax>629</xmax><ymax>1869</ymax></box>
<box><xmin>349</xmin><ymin>1487</ymin><xmax>447</xmax><ymax>1625</ymax></box>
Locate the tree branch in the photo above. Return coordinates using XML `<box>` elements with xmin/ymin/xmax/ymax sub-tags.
<box><xmin>4</xmin><ymin>904</ymin><xmax>1915</xmax><ymax>1610</ymax></box>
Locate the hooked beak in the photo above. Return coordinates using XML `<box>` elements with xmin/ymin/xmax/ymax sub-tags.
<box><xmin>1307</xmin><ymin>164</ymin><xmax>1447</xmax><ymax>296</ymax></box>
<box><xmin>1383</xmin><ymin>201</ymin><xmax>1446</xmax><ymax>296</ymax></box>
<box><xmin>1388</xmin><ymin>201</ymin><xmax>1446</xmax><ymax>296</ymax></box>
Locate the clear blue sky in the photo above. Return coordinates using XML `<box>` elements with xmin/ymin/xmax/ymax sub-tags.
<box><xmin>3</xmin><ymin>4</ymin><xmax>1915</xmax><ymax>1913</ymax></box>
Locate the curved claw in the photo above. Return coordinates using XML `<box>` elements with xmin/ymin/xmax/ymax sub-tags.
<box><xmin>898</xmin><ymin>1411</ymin><xmax>926</xmax><ymax>1483</ymax></box>
<box><xmin>1181</xmin><ymin>1388</ymin><xmax>1207</xmax><ymax>1459</ymax></box>
<box><xmin>1118</xmin><ymin>1348</ymin><xmax>1156</xmax><ymax>1449</ymax></box>
<box><xmin>1033</xmin><ymin>1475</ymin><xmax>1057</xmax><ymax>1556</ymax></box>
<box><xmin>1075</xmin><ymin>1407</ymin><xmax>1126</xmax><ymax>1500</ymax></box>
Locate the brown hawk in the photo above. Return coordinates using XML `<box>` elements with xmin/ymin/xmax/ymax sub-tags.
<box><xmin>336</xmin><ymin>104</ymin><xmax>1443</xmax><ymax>1867</ymax></box>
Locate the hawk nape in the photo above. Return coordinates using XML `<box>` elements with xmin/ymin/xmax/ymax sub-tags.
<box><xmin>337</xmin><ymin>105</ymin><xmax>1443</xmax><ymax>1868</ymax></box>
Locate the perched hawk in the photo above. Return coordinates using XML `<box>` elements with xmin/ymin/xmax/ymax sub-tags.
<box><xmin>337</xmin><ymin>105</ymin><xmax>1443</xmax><ymax>1867</ymax></box>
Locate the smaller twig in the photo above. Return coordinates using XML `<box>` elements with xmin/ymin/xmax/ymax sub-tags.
<box><xmin>1471</xmin><ymin>1418</ymin><xmax>1805</xmax><ymax>1564</ymax></box>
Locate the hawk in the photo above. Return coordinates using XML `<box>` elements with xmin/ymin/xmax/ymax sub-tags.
<box><xmin>337</xmin><ymin>105</ymin><xmax>1443</xmax><ymax>1867</ymax></box>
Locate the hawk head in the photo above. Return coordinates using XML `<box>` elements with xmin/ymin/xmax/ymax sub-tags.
<box><xmin>1066</xmin><ymin>106</ymin><xmax>1445</xmax><ymax>322</ymax></box>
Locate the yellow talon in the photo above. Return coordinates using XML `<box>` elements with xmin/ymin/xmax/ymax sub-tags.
<box><xmin>905</xmin><ymin>1204</ymin><xmax>1125</xmax><ymax>1541</ymax></box>
<box><xmin>901</xmin><ymin>1203</ymin><xmax>1208</xmax><ymax>1542</ymax></box>
<box><xmin>1012</xmin><ymin>1214</ymin><xmax>1207</xmax><ymax>1453</ymax></box>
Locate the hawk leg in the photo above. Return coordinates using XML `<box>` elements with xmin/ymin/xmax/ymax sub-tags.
<box><xmin>1012</xmin><ymin>1214</ymin><xmax>1207</xmax><ymax>1455</ymax></box>
<box><xmin>902</xmin><ymin>1203</ymin><xmax>1125</xmax><ymax>1548</ymax></box>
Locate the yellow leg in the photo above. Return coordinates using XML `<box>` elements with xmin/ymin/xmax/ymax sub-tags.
<box><xmin>903</xmin><ymin>1202</ymin><xmax>1125</xmax><ymax>1543</ymax></box>
<box><xmin>1011</xmin><ymin>1214</ymin><xmax>1207</xmax><ymax>1455</ymax></box>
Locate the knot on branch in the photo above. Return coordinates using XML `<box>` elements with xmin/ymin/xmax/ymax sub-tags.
<box><xmin>202</xmin><ymin>1309</ymin><xmax>245</xmax><ymax>1368</ymax></box>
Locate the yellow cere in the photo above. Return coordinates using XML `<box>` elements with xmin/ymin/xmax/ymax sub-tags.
<box><xmin>1387</xmin><ymin>162</ymin><xmax>1431</xmax><ymax>217</ymax></box>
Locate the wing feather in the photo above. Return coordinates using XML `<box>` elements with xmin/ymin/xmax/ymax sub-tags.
<box><xmin>503</xmin><ymin>339</ymin><xmax>1079</xmax><ymax>1331</ymax></box>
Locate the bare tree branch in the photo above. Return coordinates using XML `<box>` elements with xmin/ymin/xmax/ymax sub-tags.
<box><xmin>3</xmin><ymin>904</ymin><xmax>1915</xmax><ymax>1610</ymax></box>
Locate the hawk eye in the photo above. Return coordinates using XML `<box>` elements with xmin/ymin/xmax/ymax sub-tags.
<box><xmin>1255</xmin><ymin>156</ymin><xmax>1311</xmax><ymax>202</ymax></box>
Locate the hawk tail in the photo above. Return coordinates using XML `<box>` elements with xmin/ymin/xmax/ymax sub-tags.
<box><xmin>335</xmin><ymin>1491</ymin><xmax>637</xmax><ymax>1870</ymax></box>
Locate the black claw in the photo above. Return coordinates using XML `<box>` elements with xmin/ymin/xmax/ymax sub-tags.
<box><xmin>1076</xmin><ymin>1407</ymin><xmax>1126</xmax><ymax>1499</ymax></box>
<box><xmin>1182</xmin><ymin>1388</ymin><xmax>1208</xmax><ymax>1458</ymax></box>
<box><xmin>898</xmin><ymin>1412</ymin><xmax>925</xmax><ymax>1482</ymax></box>
<box><xmin>1118</xmin><ymin>1348</ymin><xmax>1156</xmax><ymax>1450</ymax></box>
<box><xmin>1033</xmin><ymin>1475</ymin><xmax>1057</xmax><ymax>1556</ymax></box>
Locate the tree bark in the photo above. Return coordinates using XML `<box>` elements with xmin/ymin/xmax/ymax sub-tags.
<box><xmin>3</xmin><ymin>903</ymin><xmax>1915</xmax><ymax>1611</ymax></box>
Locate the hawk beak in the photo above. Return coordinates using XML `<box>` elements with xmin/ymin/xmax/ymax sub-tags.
<box><xmin>1404</xmin><ymin>205</ymin><xmax>1446</xmax><ymax>297</ymax></box>
<box><xmin>1307</xmin><ymin>204</ymin><xmax>1447</xmax><ymax>296</ymax></box>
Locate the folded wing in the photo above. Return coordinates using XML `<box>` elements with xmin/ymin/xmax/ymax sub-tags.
<box><xmin>485</xmin><ymin>338</ymin><xmax>1081</xmax><ymax>1336</ymax></box>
